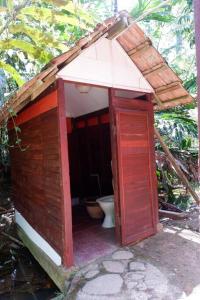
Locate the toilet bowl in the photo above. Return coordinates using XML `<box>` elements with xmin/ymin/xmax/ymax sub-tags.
<box><xmin>96</xmin><ymin>195</ymin><xmax>115</xmax><ymax>228</ymax></box>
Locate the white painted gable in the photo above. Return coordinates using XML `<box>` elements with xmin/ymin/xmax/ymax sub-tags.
<box><xmin>57</xmin><ymin>38</ymin><xmax>153</xmax><ymax>93</ymax></box>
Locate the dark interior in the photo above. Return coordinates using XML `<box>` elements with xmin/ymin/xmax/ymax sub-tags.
<box><xmin>68</xmin><ymin>109</ymin><xmax>113</xmax><ymax>199</ymax></box>
<box><xmin>67</xmin><ymin>108</ymin><xmax>116</xmax><ymax>265</ymax></box>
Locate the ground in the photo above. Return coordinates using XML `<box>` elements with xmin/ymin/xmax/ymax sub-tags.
<box><xmin>67</xmin><ymin>225</ymin><xmax>200</xmax><ymax>300</ymax></box>
<box><xmin>2</xmin><ymin>182</ymin><xmax>200</xmax><ymax>300</ymax></box>
<box><xmin>0</xmin><ymin>184</ymin><xmax>58</xmax><ymax>299</ymax></box>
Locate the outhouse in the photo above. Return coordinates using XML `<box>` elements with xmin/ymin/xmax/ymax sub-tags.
<box><xmin>0</xmin><ymin>13</ymin><xmax>193</xmax><ymax>290</ymax></box>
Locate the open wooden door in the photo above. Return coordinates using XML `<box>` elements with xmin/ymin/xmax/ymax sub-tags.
<box><xmin>109</xmin><ymin>89</ymin><xmax>158</xmax><ymax>245</ymax></box>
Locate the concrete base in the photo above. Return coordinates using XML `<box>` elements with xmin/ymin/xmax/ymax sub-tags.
<box><xmin>17</xmin><ymin>225</ymin><xmax>77</xmax><ymax>291</ymax></box>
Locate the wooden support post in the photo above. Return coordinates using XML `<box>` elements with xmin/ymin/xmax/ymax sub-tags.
<box><xmin>154</xmin><ymin>127</ymin><xmax>200</xmax><ymax>205</ymax></box>
<box><xmin>57</xmin><ymin>78</ymin><xmax>74</xmax><ymax>267</ymax></box>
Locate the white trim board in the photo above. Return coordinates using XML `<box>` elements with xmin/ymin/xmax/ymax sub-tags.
<box><xmin>15</xmin><ymin>210</ymin><xmax>62</xmax><ymax>266</ymax></box>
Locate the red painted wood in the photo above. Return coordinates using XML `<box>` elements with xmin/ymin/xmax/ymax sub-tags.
<box><xmin>100</xmin><ymin>113</ymin><xmax>109</xmax><ymax>124</ymax></box>
<box><xmin>57</xmin><ymin>79</ymin><xmax>74</xmax><ymax>267</ymax></box>
<box><xmin>109</xmin><ymin>89</ymin><xmax>121</xmax><ymax>243</ymax></box>
<box><xmin>8</xmin><ymin>90</ymin><xmax>58</xmax><ymax>129</ymax></box>
<box><xmin>76</xmin><ymin>120</ymin><xmax>86</xmax><ymax>128</ymax></box>
<box><xmin>87</xmin><ymin>116</ymin><xmax>98</xmax><ymax>126</ymax></box>
<box><xmin>9</xmin><ymin>108</ymin><xmax>64</xmax><ymax>255</ymax></box>
<box><xmin>110</xmin><ymin>89</ymin><xmax>158</xmax><ymax>245</ymax></box>
<box><xmin>66</xmin><ymin>118</ymin><xmax>72</xmax><ymax>133</ymax></box>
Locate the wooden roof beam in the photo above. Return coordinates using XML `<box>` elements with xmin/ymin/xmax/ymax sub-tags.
<box><xmin>107</xmin><ymin>18</ymin><xmax>128</xmax><ymax>39</ymax></box>
<box><xmin>31</xmin><ymin>76</ymin><xmax>56</xmax><ymax>101</ymax></box>
<box><xmin>161</xmin><ymin>94</ymin><xmax>191</xmax><ymax>104</ymax></box>
<box><xmin>128</xmin><ymin>40</ymin><xmax>151</xmax><ymax>57</ymax></box>
<box><xmin>153</xmin><ymin>93</ymin><xmax>164</xmax><ymax>107</ymax></box>
<box><xmin>128</xmin><ymin>39</ymin><xmax>151</xmax><ymax>56</ymax></box>
<box><xmin>143</xmin><ymin>63</ymin><xmax>167</xmax><ymax>76</ymax></box>
<box><xmin>155</xmin><ymin>82</ymin><xmax>182</xmax><ymax>95</ymax></box>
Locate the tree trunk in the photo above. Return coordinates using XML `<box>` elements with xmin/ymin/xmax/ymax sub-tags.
<box><xmin>113</xmin><ymin>0</ymin><xmax>118</xmax><ymax>14</ymax></box>
<box><xmin>194</xmin><ymin>0</ymin><xmax>200</xmax><ymax>180</ymax></box>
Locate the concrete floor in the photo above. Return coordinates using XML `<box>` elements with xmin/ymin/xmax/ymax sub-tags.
<box><xmin>73</xmin><ymin>205</ymin><xmax>117</xmax><ymax>266</ymax></box>
<box><xmin>67</xmin><ymin>224</ymin><xmax>200</xmax><ymax>300</ymax></box>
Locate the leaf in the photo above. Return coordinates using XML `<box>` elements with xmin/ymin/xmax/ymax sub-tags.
<box><xmin>0</xmin><ymin>6</ymin><xmax>8</xmax><ymax>12</ymax></box>
<box><xmin>15</xmin><ymin>138</ymin><xmax>22</xmax><ymax>144</ymax></box>
<box><xmin>0</xmin><ymin>60</ymin><xmax>24</xmax><ymax>86</ymax></box>
<box><xmin>9</xmin><ymin>24</ymin><xmax>68</xmax><ymax>51</ymax></box>
<box><xmin>61</xmin><ymin>2</ymin><xmax>94</xmax><ymax>24</ymax></box>
<box><xmin>7</xmin><ymin>0</ymin><xmax>13</xmax><ymax>12</ymax></box>
<box><xmin>0</xmin><ymin>39</ymin><xmax>53</xmax><ymax>63</ymax></box>
<box><xmin>15</xmin><ymin>126</ymin><xmax>21</xmax><ymax>133</ymax></box>
<box><xmin>18</xmin><ymin>6</ymin><xmax>88</xmax><ymax>29</ymax></box>
<box><xmin>39</xmin><ymin>0</ymin><xmax>70</xmax><ymax>7</ymax></box>
<box><xmin>145</xmin><ymin>13</ymin><xmax>175</xmax><ymax>22</ymax></box>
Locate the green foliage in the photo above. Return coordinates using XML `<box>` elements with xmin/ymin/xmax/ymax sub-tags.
<box><xmin>0</xmin><ymin>60</ymin><xmax>24</xmax><ymax>86</ymax></box>
<box><xmin>130</xmin><ymin>0</ymin><xmax>198</xmax><ymax>207</ymax></box>
<box><xmin>155</xmin><ymin>108</ymin><xmax>198</xmax><ymax>164</ymax></box>
<box><xmin>0</xmin><ymin>0</ymin><xmax>97</xmax><ymax>90</ymax></box>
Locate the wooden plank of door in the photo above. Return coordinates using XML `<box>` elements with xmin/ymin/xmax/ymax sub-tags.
<box><xmin>109</xmin><ymin>89</ymin><xmax>158</xmax><ymax>246</ymax></box>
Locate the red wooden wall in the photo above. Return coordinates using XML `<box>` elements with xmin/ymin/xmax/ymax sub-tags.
<box><xmin>8</xmin><ymin>82</ymin><xmax>158</xmax><ymax>267</ymax></box>
<box><xmin>9</xmin><ymin>89</ymin><xmax>65</xmax><ymax>257</ymax></box>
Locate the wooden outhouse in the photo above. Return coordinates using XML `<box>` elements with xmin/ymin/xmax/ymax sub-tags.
<box><xmin>0</xmin><ymin>13</ymin><xmax>193</xmax><ymax>290</ymax></box>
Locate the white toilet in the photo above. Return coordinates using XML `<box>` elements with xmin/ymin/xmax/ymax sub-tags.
<box><xmin>96</xmin><ymin>195</ymin><xmax>115</xmax><ymax>228</ymax></box>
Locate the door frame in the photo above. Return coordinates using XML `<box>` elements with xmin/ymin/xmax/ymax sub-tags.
<box><xmin>57</xmin><ymin>78</ymin><xmax>74</xmax><ymax>267</ymax></box>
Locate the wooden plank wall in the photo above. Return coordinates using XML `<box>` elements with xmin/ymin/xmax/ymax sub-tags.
<box><xmin>9</xmin><ymin>106</ymin><xmax>64</xmax><ymax>257</ymax></box>
<box><xmin>68</xmin><ymin>111</ymin><xmax>113</xmax><ymax>198</ymax></box>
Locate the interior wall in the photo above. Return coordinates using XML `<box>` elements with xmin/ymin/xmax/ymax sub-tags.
<box><xmin>67</xmin><ymin>110</ymin><xmax>113</xmax><ymax>199</ymax></box>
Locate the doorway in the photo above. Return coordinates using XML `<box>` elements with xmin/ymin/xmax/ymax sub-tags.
<box><xmin>65</xmin><ymin>83</ymin><xmax>118</xmax><ymax>266</ymax></box>
<box><xmin>62</xmin><ymin>82</ymin><xmax>158</xmax><ymax>267</ymax></box>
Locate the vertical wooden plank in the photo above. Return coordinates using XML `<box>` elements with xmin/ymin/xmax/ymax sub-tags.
<box><xmin>147</xmin><ymin>94</ymin><xmax>159</xmax><ymax>229</ymax></box>
<box><xmin>57</xmin><ymin>79</ymin><xmax>73</xmax><ymax>267</ymax></box>
<box><xmin>109</xmin><ymin>88</ymin><xmax>121</xmax><ymax>243</ymax></box>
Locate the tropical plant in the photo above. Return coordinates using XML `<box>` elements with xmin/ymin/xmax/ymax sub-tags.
<box><xmin>155</xmin><ymin>108</ymin><xmax>198</xmax><ymax>150</ymax></box>
<box><xmin>0</xmin><ymin>0</ymin><xmax>96</xmax><ymax>99</ymax></box>
<box><xmin>130</xmin><ymin>0</ymin><xmax>198</xmax><ymax>207</ymax></box>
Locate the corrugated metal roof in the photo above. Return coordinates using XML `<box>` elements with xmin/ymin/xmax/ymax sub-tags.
<box><xmin>0</xmin><ymin>12</ymin><xmax>194</xmax><ymax>123</ymax></box>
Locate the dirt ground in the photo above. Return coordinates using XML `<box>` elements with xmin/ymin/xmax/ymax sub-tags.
<box><xmin>134</xmin><ymin>225</ymin><xmax>200</xmax><ymax>299</ymax></box>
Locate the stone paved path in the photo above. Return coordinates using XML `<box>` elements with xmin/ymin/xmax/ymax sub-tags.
<box><xmin>67</xmin><ymin>226</ymin><xmax>200</xmax><ymax>300</ymax></box>
<box><xmin>68</xmin><ymin>248</ymin><xmax>170</xmax><ymax>300</ymax></box>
